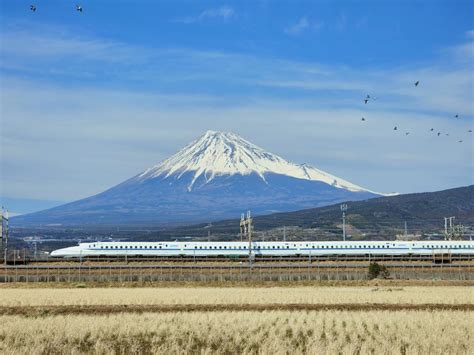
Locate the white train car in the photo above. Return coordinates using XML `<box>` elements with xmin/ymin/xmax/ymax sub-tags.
<box><xmin>50</xmin><ymin>240</ymin><xmax>474</xmax><ymax>258</ymax></box>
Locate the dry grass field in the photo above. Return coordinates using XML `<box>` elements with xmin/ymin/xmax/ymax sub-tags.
<box><xmin>0</xmin><ymin>285</ymin><xmax>472</xmax><ymax>354</ymax></box>
<box><xmin>1</xmin><ymin>311</ymin><xmax>472</xmax><ymax>354</ymax></box>
<box><xmin>0</xmin><ymin>286</ymin><xmax>472</xmax><ymax>307</ymax></box>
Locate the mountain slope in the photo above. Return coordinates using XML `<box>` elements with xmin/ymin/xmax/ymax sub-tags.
<box><xmin>12</xmin><ymin>131</ymin><xmax>383</xmax><ymax>226</ymax></box>
<box><xmin>150</xmin><ymin>185</ymin><xmax>473</xmax><ymax>240</ymax></box>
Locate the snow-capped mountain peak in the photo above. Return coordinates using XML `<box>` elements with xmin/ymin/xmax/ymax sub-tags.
<box><xmin>137</xmin><ymin>130</ymin><xmax>377</xmax><ymax>193</ymax></box>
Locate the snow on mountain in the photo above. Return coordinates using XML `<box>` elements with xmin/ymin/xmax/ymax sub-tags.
<box><xmin>137</xmin><ymin>130</ymin><xmax>377</xmax><ymax>194</ymax></box>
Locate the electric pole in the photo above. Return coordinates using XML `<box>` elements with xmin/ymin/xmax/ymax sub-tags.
<box><xmin>2</xmin><ymin>208</ymin><xmax>9</xmax><ymax>265</ymax></box>
<box><xmin>247</xmin><ymin>210</ymin><xmax>252</xmax><ymax>265</ymax></box>
<box><xmin>444</xmin><ymin>216</ymin><xmax>455</xmax><ymax>240</ymax></box>
<box><xmin>340</xmin><ymin>204</ymin><xmax>347</xmax><ymax>241</ymax></box>
<box><xmin>240</xmin><ymin>214</ymin><xmax>245</xmax><ymax>242</ymax></box>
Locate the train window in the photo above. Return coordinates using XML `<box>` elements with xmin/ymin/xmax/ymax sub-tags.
<box><xmin>194</xmin><ymin>246</ymin><xmax>197</xmax><ymax>249</ymax></box>
<box><xmin>219</xmin><ymin>246</ymin><xmax>222</xmax><ymax>249</ymax></box>
<box><xmin>224</xmin><ymin>246</ymin><xmax>227</xmax><ymax>249</ymax></box>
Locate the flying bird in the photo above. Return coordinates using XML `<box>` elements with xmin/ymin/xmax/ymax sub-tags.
<box><xmin>393</xmin><ymin>126</ymin><xmax>397</xmax><ymax>130</ymax></box>
<box><xmin>437</xmin><ymin>132</ymin><xmax>441</xmax><ymax>136</ymax></box>
<box><xmin>459</xmin><ymin>140</ymin><xmax>463</xmax><ymax>143</ymax></box>
<box><xmin>361</xmin><ymin>117</ymin><xmax>366</xmax><ymax>121</ymax></box>
<box><xmin>469</xmin><ymin>130</ymin><xmax>472</xmax><ymax>133</ymax></box>
<box><xmin>454</xmin><ymin>114</ymin><xmax>459</xmax><ymax>118</ymax></box>
<box><xmin>30</xmin><ymin>5</ymin><xmax>36</xmax><ymax>11</ymax></box>
<box><xmin>446</xmin><ymin>133</ymin><xmax>450</xmax><ymax>136</ymax></box>
<box><xmin>76</xmin><ymin>4</ymin><xmax>82</xmax><ymax>12</ymax></box>
<box><xmin>414</xmin><ymin>81</ymin><xmax>420</xmax><ymax>86</ymax></box>
<box><xmin>405</xmin><ymin>132</ymin><xmax>410</xmax><ymax>136</ymax></box>
<box><xmin>430</xmin><ymin>128</ymin><xmax>434</xmax><ymax>131</ymax></box>
<box><xmin>364</xmin><ymin>98</ymin><xmax>369</xmax><ymax>104</ymax></box>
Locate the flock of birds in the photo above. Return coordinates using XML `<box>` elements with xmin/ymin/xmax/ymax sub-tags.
<box><xmin>361</xmin><ymin>81</ymin><xmax>471</xmax><ymax>143</ymax></box>
<box><xmin>28</xmin><ymin>4</ymin><xmax>471</xmax><ymax>144</ymax></box>
<box><xmin>30</xmin><ymin>4</ymin><xmax>82</xmax><ymax>12</ymax></box>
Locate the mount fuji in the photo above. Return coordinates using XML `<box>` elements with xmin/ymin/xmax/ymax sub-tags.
<box><xmin>13</xmin><ymin>131</ymin><xmax>385</xmax><ymax>226</ymax></box>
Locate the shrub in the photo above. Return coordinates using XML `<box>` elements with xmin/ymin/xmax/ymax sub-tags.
<box><xmin>368</xmin><ymin>262</ymin><xmax>390</xmax><ymax>280</ymax></box>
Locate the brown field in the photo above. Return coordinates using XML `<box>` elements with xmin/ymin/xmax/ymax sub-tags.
<box><xmin>0</xmin><ymin>284</ymin><xmax>472</xmax><ymax>354</ymax></box>
<box><xmin>0</xmin><ymin>286</ymin><xmax>472</xmax><ymax>307</ymax></box>
<box><xmin>1</xmin><ymin>311</ymin><xmax>472</xmax><ymax>354</ymax></box>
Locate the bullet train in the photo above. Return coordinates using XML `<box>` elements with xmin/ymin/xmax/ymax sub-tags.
<box><xmin>50</xmin><ymin>240</ymin><xmax>474</xmax><ymax>258</ymax></box>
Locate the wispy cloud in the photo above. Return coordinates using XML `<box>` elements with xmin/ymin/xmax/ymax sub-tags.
<box><xmin>1</xmin><ymin>25</ymin><xmax>472</xmax><ymax>200</ymax></box>
<box><xmin>334</xmin><ymin>13</ymin><xmax>347</xmax><ymax>31</ymax></box>
<box><xmin>284</xmin><ymin>17</ymin><xmax>324</xmax><ymax>35</ymax></box>
<box><xmin>0</xmin><ymin>29</ymin><xmax>149</xmax><ymax>65</ymax></box>
<box><xmin>443</xmin><ymin>31</ymin><xmax>474</xmax><ymax>63</ymax></box>
<box><xmin>175</xmin><ymin>6</ymin><xmax>235</xmax><ymax>24</ymax></box>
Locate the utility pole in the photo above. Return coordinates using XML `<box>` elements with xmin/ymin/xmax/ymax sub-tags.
<box><xmin>2</xmin><ymin>208</ymin><xmax>9</xmax><ymax>265</ymax></box>
<box><xmin>283</xmin><ymin>226</ymin><xmax>286</xmax><ymax>242</ymax></box>
<box><xmin>240</xmin><ymin>214</ymin><xmax>245</xmax><ymax>242</ymax></box>
<box><xmin>444</xmin><ymin>216</ymin><xmax>455</xmax><ymax>240</ymax></box>
<box><xmin>205</xmin><ymin>223</ymin><xmax>212</xmax><ymax>242</ymax></box>
<box><xmin>404</xmin><ymin>221</ymin><xmax>408</xmax><ymax>238</ymax></box>
<box><xmin>340</xmin><ymin>204</ymin><xmax>347</xmax><ymax>241</ymax></box>
<box><xmin>247</xmin><ymin>211</ymin><xmax>253</xmax><ymax>265</ymax></box>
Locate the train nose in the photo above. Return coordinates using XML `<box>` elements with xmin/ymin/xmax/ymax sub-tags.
<box><xmin>50</xmin><ymin>249</ymin><xmax>63</xmax><ymax>257</ymax></box>
<box><xmin>50</xmin><ymin>248</ymin><xmax>71</xmax><ymax>257</ymax></box>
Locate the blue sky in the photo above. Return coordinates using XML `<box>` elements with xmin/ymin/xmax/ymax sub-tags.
<box><xmin>1</xmin><ymin>0</ymin><xmax>473</xmax><ymax>214</ymax></box>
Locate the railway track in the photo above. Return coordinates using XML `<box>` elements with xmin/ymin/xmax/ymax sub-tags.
<box><xmin>3</xmin><ymin>263</ymin><xmax>473</xmax><ymax>270</ymax></box>
<box><xmin>5</xmin><ymin>254</ymin><xmax>473</xmax><ymax>265</ymax></box>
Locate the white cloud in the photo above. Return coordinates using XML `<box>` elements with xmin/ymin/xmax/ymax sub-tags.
<box><xmin>0</xmin><ymin>29</ymin><xmax>150</xmax><ymax>71</ymax></box>
<box><xmin>466</xmin><ymin>29</ymin><xmax>474</xmax><ymax>39</ymax></box>
<box><xmin>285</xmin><ymin>17</ymin><xmax>324</xmax><ymax>35</ymax></box>
<box><xmin>1</xmin><ymin>27</ymin><xmax>473</xmax><ymax>200</ymax></box>
<box><xmin>175</xmin><ymin>6</ymin><xmax>235</xmax><ymax>24</ymax></box>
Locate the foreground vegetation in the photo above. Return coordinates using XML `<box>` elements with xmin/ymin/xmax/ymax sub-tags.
<box><xmin>1</xmin><ymin>286</ymin><xmax>472</xmax><ymax>307</ymax></box>
<box><xmin>1</xmin><ymin>310</ymin><xmax>472</xmax><ymax>354</ymax></box>
<box><xmin>1</xmin><ymin>285</ymin><xmax>471</xmax><ymax>353</ymax></box>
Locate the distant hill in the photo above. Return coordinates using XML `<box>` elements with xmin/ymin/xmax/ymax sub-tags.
<box><xmin>144</xmin><ymin>185</ymin><xmax>474</xmax><ymax>241</ymax></box>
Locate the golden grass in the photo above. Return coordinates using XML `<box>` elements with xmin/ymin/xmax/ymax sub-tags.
<box><xmin>0</xmin><ymin>286</ymin><xmax>472</xmax><ymax>307</ymax></box>
<box><xmin>1</xmin><ymin>310</ymin><xmax>472</xmax><ymax>354</ymax></box>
